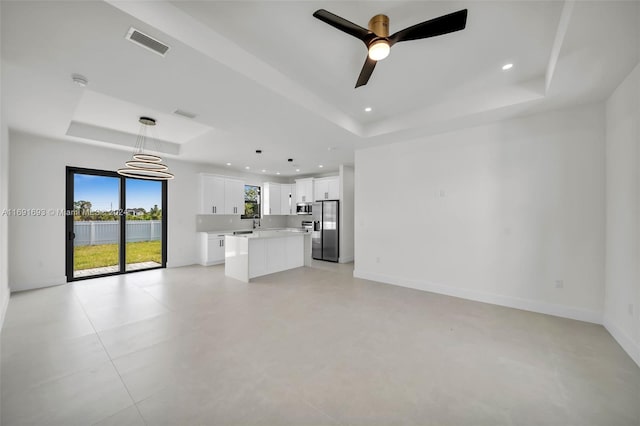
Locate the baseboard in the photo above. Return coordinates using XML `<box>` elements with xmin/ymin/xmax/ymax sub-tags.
<box><xmin>11</xmin><ymin>276</ymin><xmax>68</xmax><ymax>292</ymax></box>
<box><xmin>166</xmin><ymin>260</ymin><xmax>198</xmax><ymax>268</ymax></box>
<box><xmin>603</xmin><ymin>316</ymin><xmax>640</xmax><ymax>367</ymax></box>
<box><xmin>353</xmin><ymin>269</ymin><xmax>602</xmax><ymax>324</ymax></box>
<box><xmin>200</xmin><ymin>260</ymin><xmax>225</xmax><ymax>267</ymax></box>
<box><xmin>339</xmin><ymin>256</ymin><xmax>354</xmax><ymax>264</ymax></box>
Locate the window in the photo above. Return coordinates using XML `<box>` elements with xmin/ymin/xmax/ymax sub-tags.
<box><xmin>242</xmin><ymin>185</ymin><xmax>261</xmax><ymax>219</ymax></box>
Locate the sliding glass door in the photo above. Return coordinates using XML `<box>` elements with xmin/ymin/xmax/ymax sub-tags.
<box><xmin>66</xmin><ymin>167</ymin><xmax>167</xmax><ymax>281</ymax></box>
<box><xmin>69</xmin><ymin>172</ymin><xmax>121</xmax><ymax>278</ymax></box>
<box><xmin>125</xmin><ymin>179</ymin><xmax>163</xmax><ymax>271</ymax></box>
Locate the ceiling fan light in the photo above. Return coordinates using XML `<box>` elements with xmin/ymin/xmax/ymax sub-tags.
<box><xmin>368</xmin><ymin>40</ymin><xmax>390</xmax><ymax>61</ymax></box>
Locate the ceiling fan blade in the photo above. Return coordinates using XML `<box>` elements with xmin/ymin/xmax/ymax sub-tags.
<box><xmin>313</xmin><ymin>9</ymin><xmax>374</xmax><ymax>43</ymax></box>
<box><xmin>355</xmin><ymin>56</ymin><xmax>377</xmax><ymax>88</ymax></box>
<box><xmin>389</xmin><ymin>9</ymin><xmax>467</xmax><ymax>45</ymax></box>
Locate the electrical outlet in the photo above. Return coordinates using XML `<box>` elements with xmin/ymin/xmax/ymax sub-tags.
<box><xmin>375</xmin><ymin>257</ymin><xmax>380</xmax><ymax>264</ymax></box>
<box><xmin>555</xmin><ymin>280</ymin><xmax>564</xmax><ymax>289</ymax></box>
<box><xmin>629</xmin><ymin>304</ymin><xmax>634</xmax><ymax>316</ymax></box>
<box><xmin>439</xmin><ymin>190</ymin><xmax>446</xmax><ymax>197</ymax></box>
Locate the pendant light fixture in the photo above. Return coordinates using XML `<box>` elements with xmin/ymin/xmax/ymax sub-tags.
<box><xmin>117</xmin><ymin>116</ymin><xmax>174</xmax><ymax>180</ymax></box>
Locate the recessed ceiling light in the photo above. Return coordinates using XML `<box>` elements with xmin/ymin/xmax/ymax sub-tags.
<box><xmin>245</xmin><ymin>166</ymin><xmax>250</xmax><ymax>170</ymax></box>
<box><xmin>318</xmin><ymin>165</ymin><xmax>324</xmax><ymax>168</ymax></box>
<box><xmin>276</xmin><ymin>172</ymin><xmax>280</xmax><ymax>175</ymax></box>
<box><xmin>226</xmin><ymin>162</ymin><xmax>231</xmax><ymax>166</ymax></box>
<box><xmin>261</xmin><ymin>169</ymin><xmax>266</xmax><ymax>173</ymax></box>
<box><xmin>364</xmin><ymin>107</ymin><xmax>372</xmax><ymax>112</ymax></box>
<box><xmin>296</xmin><ymin>169</ymin><xmax>300</xmax><ymax>172</ymax></box>
<box><xmin>502</xmin><ymin>63</ymin><xmax>513</xmax><ymax>71</ymax></box>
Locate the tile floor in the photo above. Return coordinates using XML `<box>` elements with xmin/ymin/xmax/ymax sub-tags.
<box><xmin>1</xmin><ymin>262</ymin><xmax>639</xmax><ymax>425</ymax></box>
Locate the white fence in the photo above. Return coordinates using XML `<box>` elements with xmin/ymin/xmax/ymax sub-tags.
<box><xmin>74</xmin><ymin>221</ymin><xmax>162</xmax><ymax>246</ymax></box>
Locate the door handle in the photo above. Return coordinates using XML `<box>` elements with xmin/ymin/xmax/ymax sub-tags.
<box><xmin>68</xmin><ymin>231</ymin><xmax>75</xmax><ymax>241</ymax></box>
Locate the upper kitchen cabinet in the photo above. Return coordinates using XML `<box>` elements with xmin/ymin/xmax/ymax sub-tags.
<box><xmin>200</xmin><ymin>175</ymin><xmax>226</xmax><ymax>214</ymax></box>
<box><xmin>199</xmin><ymin>174</ymin><xmax>245</xmax><ymax>215</ymax></box>
<box><xmin>314</xmin><ymin>176</ymin><xmax>340</xmax><ymax>200</ymax></box>
<box><xmin>224</xmin><ymin>178</ymin><xmax>245</xmax><ymax>215</ymax></box>
<box><xmin>280</xmin><ymin>184</ymin><xmax>295</xmax><ymax>215</ymax></box>
<box><xmin>295</xmin><ymin>178</ymin><xmax>314</xmax><ymax>203</ymax></box>
<box><xmin>263</xmin><ymin>183</ymin><xmax>296</xmax><ymax>216</ymax></box>
<box><xmin>263</xmin><ymin>183</ymin><xmax>282</xmax><ymax>215</ymax></box>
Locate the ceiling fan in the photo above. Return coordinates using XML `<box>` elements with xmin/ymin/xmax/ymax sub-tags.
<box><xmin>312</xmin><ymin>8</ymin><xmax>468</xmax><ymax>88</ymax></box>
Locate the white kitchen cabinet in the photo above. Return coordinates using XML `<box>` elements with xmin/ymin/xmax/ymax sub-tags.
<box><xmin>248</xmin><ymin>238</ymin><xmax>268</xmax><ymax>278</ymax></box>
<box><xmin>266</xmin><ymin>237</ymin><xmax>286</xmax><ymax>273</ymax></box>
<box><xmin>295</xmin><ymin>178</ymin><xmax>314</xmax><ymax>203</ymax></box>
<box><xmin>226</xmin><ymin>231</ymin><xmax>312</xmax><ymax>282</ymax></box>
<box><xmin>314</xmin><ymin>176</ymin><xmax>340</xmax><ymax>200</ymax></box>
<box><xmin>199</xmin><ymin>233</ymin><xmax>226</xmax><ymax>266</ymax></box>
<box><xmin>200</xmin><ymin>175</ymin><xmax>226</xmax><ymax>214</ymax></box>
<box><xmin>280</xmin><ymin>184</ymin><xmax>295</xmax><ymax>215</ymax></box>
<box><xmin>200</xmin><ymin>175</ymin><xmax>245</xmax><ymax>215</ymax></box>
<box><xmin>264</xmin><ymin>183</ymin><xmax>295</xmax><ymax>215</ymax></box>
<box><xmin>263</xmin><ymin>183</ymin><xmax>282</xmax><ymax>215</ymax></box>
<box><xmin>284</xmin><ymin>235</ymin><xmax>304</xmax><ymax>268</ymax></box>
<box><xmin>224</xmin><ymin>178</ymin><xmax>245</xmax><ymax>215</ymax></box>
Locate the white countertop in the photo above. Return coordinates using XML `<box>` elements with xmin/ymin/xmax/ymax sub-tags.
<box><xmin>226</xmin><ymin>229</ymin><xmax>309</xmax><ymax>239</ymax></box>
<box><xmin>200</xmin><ymin>228</ymin><xmax>308</xmax><ymax>238</ymax></box>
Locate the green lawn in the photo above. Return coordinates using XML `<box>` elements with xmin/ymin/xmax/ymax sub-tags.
<box><xmin>74</xmin><ymin>241</ymin><xmax>162</xmax><ymax>270</ymax></box>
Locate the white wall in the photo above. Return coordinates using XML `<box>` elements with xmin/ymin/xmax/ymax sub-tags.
<box><xmin>7</xmin><ymin>131</ymin><xmax>276</xmax><ymax>292</ymax></box>
<box><xmin>0</xmin><ymin>67</ymin><xmax>10</xmax><ymax>328</ymax></box>
<box><xmin>0</xmin><ymin>23</ymin><xmax>10</xmax><ymax>327</ymax></box>
<box><xmin>604</xmin><ymin>63</ymin><xmax>640</xmax><ymax>366</ymax></box>
<box><xmin>339</xmin><ymin>165</ymin><xmax>354</xmax><ymax>263</ymax></box>
<box><xmin>354</xmin><ymin>103</ymin><xmax>605</xmax><ymax>323</ymax></box>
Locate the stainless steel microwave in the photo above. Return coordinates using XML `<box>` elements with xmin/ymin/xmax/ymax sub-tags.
<box><xmin>296</xmin><ymin>203</ymin><xmax>312</xmax><ymax>215</ymax></box>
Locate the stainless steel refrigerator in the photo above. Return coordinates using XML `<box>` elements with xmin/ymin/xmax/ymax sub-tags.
<box><xmin>311</xmin><ymin>200</ymin><xmax>339</xmax><ymax>262</ymax></box>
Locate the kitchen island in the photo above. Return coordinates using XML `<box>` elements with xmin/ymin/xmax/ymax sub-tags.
<box><xmin>224</xmin><ymin>230</ymin><xmax>312</xmax><ymax>282</ymax></box>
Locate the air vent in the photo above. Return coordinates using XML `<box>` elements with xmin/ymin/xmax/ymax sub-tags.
<box><xmin>126</xmin><ymin>27</ymin><xmax>169</xmax><ymax>57</ymax></box>
<box><xmin>173</xmin><ymin>109</ymin><xmax>197</xmax><ymax>119</ymax></box>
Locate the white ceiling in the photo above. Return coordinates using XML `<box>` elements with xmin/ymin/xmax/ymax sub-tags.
<box><xmin>1</xmin><ymin>1</ymin><xmax>638</xmax><ymax>177</ymax></box>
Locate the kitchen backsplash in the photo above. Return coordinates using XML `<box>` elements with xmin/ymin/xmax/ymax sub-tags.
<box><xmin>196</xmin><ymin>214</ymin><xmax>300</xmax><ymax>232</ymax></box>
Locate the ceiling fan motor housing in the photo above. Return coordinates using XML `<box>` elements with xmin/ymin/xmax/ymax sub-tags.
<box><xmin>368</xmin><ymin>14</ymin><xmax>389</xmax><ymax>37</ymax></box>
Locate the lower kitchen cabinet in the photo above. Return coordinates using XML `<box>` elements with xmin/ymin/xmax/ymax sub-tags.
<box><xmin>199</xmin><ymin>233</ymin><xmax>226</xmax><ymax>266</ymax></box>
